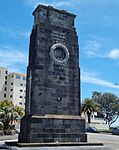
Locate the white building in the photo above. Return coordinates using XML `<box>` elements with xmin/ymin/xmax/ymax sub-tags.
<box><xmin>0</xmin><ymin>66</ymin><xmax>8</xmax><ymax>101</ymax></box>
<box><xmin>7</xmin><ymin>72</ymin><xmax>26</xmax><ymax>108</ymax></box>
<box><xmin>0</xmin><ymin>66</ymin><xmax>26</xmax><ymax>108</ymax></box>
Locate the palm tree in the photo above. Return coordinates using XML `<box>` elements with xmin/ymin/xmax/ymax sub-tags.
<box><xmin>81</xmin><ymin>98</ymin><xmax>100</xmax><ymax>123</ymax></box>
<box><xmin>14</xmin><ymin>106</ymin><xmax>24</xmax><ymax>117</ymax></box>
<box><xmin>0</xmin><ymin>106</ymin><xmax>20</xmax><ymax>130</ymax></box>
<box><xmin>0</xmin><ymin>100</ymin><xmax>13</xmax><ymax>108</ymax></box>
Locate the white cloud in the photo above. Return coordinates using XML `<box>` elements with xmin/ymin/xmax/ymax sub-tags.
<box><xmin>81</xmin><ymin>70</ymin><xmax>119</xmax><ymax>89</ymax></box>
<box><xmin>0</xmin><ymin>25</ymin><xmax>30</xmax><ymax>39</ymax></box>
<box><xmin>83</xmin><ymin>39</ymin><xmax>119</xmax><ymax>62</ymax></box>
<box><xmin>108</xmin><ymin>49</ymin><xmax>119</xmax><ymax>60</ymax></box>
<box><xmin>16</xmin><ymin>31</ymin><xmax>30</xmax><ymax>39</ymax></box>
<box><xmin>83</xmin><ymin>40</ymin><xmax>100</xmax><ymax>57</ymax></box>
<box><xmin>0</xmin><ymin>46</ymin><xmax>28</xmax><ymax>73</ymax></box>
<box><xmin>22</xmin><ymin>0</ymin><xmax>80</xmax><ymax>8</ymax></box>
<box><xmin>51</xmin><ymin>1</ymin><xmax>72</xmax><ymax>7</ymax></box>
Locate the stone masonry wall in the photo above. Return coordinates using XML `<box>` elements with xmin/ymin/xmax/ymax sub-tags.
<box><xmin>26</xmin><ymin>18</ymin><xmax>80</xmax><ymax>116</ymax></box>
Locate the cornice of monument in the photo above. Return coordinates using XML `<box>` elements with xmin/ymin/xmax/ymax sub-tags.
<box><xmin>32</xmin><ymin>4</ymin><xmax>76</xmax><ymax>18</ymax></box>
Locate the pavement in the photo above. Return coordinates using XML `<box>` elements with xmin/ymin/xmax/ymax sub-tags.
<box><xmin>0</xmin><ymin>134</ymin><xmax>18</xmax><ymax>143</ymax></box>
<box><xmin>0</xmin><ymin>133</ymin><xmax>118</xmax><ymax>150</ymax></box>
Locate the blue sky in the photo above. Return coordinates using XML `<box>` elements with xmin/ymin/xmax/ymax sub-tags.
<box><xmin>1</xmin><ymin>0</ymin><xmax>119</xmax><ymax>101</ymax></box>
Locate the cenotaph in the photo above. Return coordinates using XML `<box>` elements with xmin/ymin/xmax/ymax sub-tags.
<box><xmin>19</xmin><ymin>4</ymin><xmax>87</xmax><ymax>143</ymax></box>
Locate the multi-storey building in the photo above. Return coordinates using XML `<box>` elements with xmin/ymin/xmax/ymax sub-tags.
<box><xmin>0</xmin><ymin>66</ymin><xmax>8</xmax><ymax>101</ymax></box>
<box><xmin>7</xmin><ymin>72</ymin><xmax>26</xmax><ymax>108</ymax></box>
<box><xmin>0</xmin><ymin>66</ymin><xmax>26</xmax><ymax>108</ymax></box>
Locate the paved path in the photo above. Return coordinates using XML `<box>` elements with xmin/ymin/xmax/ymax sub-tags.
<box><xmin>0</xmin><ymin>134</ymin><xmax>18</xmax><ymax>144</ymax></box>
<box><xmin>0</xmin><ymin>133</ymin><xmax>119</xmax><ymax>149</ymax></box>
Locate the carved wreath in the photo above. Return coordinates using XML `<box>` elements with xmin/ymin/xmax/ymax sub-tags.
<box><xmin>50</xmin><ymin>43</ymin><xmax>69</xmax><ymax>65</ymax></box>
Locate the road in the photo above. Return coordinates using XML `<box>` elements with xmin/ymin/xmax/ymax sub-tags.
<box><xmin>0</xmin><ymin>133</ymin><xmax>119</xmax><ymax>149</ymax></box>
<box><xmin>88</xmin><ymin>133</ymin><xmax>119</xmax><ymax>149</ymax></box>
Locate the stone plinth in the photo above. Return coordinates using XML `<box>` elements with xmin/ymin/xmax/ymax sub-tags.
<box><xmin>19</xmin><ymin>115</ymin><xmax>87</xmax><ymax>143</ymax></box>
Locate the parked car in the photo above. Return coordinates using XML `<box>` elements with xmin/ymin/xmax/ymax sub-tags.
<box><xmin>86</xmin><ymin>127</ymin><xmax>99</xmax><ymax>133</ymax></box>
<box><xmin>112</xmin><ymin>128</ymin><xmax>119</xmax><ymax>135</ymax></box>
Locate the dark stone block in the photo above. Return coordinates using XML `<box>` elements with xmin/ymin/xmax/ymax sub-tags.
<box><xmin>43</xmin><ymin>129</ymin><xmax>54</xmax><ymax>133</ymax></box>
<box><xmin>38</xmin><ymin>65</ymin><xmax>44</xmax><ymax>70</ymax></box>
<box><xmin>43</xmin><ymin>138</ymin><xmax>54</xmax><ymax>143</ymax></box>
<box><xmin>59</xmin><ymin>77</ymin><xmax>66</xmax><ymax>81</ymax></box>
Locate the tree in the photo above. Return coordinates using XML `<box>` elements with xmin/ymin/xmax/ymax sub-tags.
<box><xmin>92</xmin><ymin>91</ymin><xmax>104</xmax><ymax>118</ymax></box>
<box><xmin>81</xmin><ymin>98</ymin><xmax>100</xmax><ymax>123</ymax></box>
<box><xmin>0</xmin><ymin>100</ymin><xmax>13</xmax><ymax>108</ymax></box>
<box><xmin>0</xmin><ymin>106</ymin><xmax>20</xmax><ymax>130</ymax></box>
<box><xmin>92</xmin><ymin>91</ymin><xmax>119</xmax><ymax>127</ymax></box>
<box><xmin>14</xmin><ymin>106</ymin><xmax>24</xmax><ymax>117</ymax></box>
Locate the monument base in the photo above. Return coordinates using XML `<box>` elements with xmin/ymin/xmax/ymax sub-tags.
<box><xmin>19</xmin><ymin>115</ymin><xmax>87</xmax><ymax>143</ymax></box>
<box><xmin>5</xmin><ymin>141</ymin><xmax>103</xmax><ymax>147</ymax></box>
<box><xmin>3</xmin><ymin>142</ymin><xmax>112</xmax><ymax>150</ymax></box>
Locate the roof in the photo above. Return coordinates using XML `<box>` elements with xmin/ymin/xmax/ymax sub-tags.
<box><xmin>0</xmin><ymin>66</ymin><xmax>8</xmax><ymax>70</ymax></box>
<box><xmin>8</xmin><ymin>72</ymin><xmax>26</xmax><ymax>77</ymax></box>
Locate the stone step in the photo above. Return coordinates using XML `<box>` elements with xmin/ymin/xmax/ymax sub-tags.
<box><xmin>0</xmin><ymin>145</ymin><xmax>113</xmax><ymax>150</ymax></box>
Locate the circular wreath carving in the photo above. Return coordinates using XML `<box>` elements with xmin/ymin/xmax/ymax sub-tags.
<box><xmin>50</xmin><ymin>43</ymin><xmax>69</xmax><ymax>65</ymax></box>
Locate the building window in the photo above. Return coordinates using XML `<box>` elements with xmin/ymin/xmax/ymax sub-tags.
<box><xmin>23</xmin><ymin>76</ymin><xmax>26</xmax><ymax>80</ymax></box>
<box><xmin>10</xmin><ymin>95</ymin><xmax>12</xmax><ymax>98</ymax></box>
<box><xmin>4</xmin><ymin>94</ymin><xmax>6</xmax><ymax>98</ymax></box>
<box><xmin>5</xmin><ymin>81</ymin><xmax>7</xmax><ymax>85</ymax></box>
<box><xmin>20</xmin><ymin>83</ymin><xmax>23</xmax><ymax>86</ymax></box>
<box><xmin>19</xmin><ymin>96</ymin><xmax>23</xmax><ymax>98</ymax></box>
<box><xmin>4</xmin><ymin>87</ymin><xmax>7</xmax><ymax>91</ymax></box>
<box><xmin>19</xmin><ymin>102</ymin><xmax>22</xmax><ymax>105</ymax></box>
<box><xmin>11</xmin><ymin>82</ymin><xmax>13</xmax><ymax>85</ymax></box>
<box><xmin>6</xmin><ymin>71</ymin><xmax>8</xmax><ymax>74</ymax></box>
<box><xmin>12</xmin><ymin>75</ymin><xmax>14</xmax><ymax>78</ymax></box>
<box><xmin>16</xmin><ymin>75</ymin><xmax>20</xmax><ymax>79</ymax></box>
<box><xmin>5</xmin><ymin>76</ymin><xmax>7</xmax><ymax>80</ymax></box>
<box><xmin>20</xmin><ymin>89</ymin><xmax>23</xmax><ymax>92</ymax></box>
<box><xmin>11</xmin><ymin>89</ymin><xmax>13</xmax><ymax>91</ymax></box>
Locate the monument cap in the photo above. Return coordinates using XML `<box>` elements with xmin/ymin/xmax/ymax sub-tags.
<box><xmin>32</xmin><ymin>4</ymin><xmax>76</xmax><ymax>18</ymax></box>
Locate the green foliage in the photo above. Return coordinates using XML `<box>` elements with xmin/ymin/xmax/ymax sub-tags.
<box><xmin>0</xmin><ymin>100</ymin><xmax>24</xmax><ymax>131</ymax></box>
<box><xmin>14</xmin><ymin>106</ymin><xmax>24</xmax><ymax>117</ymax></box>
<box><xmin>92</xmin><ymin>91</ymin><xmax>119</xmax><ymax>127</ymax></box>
<box><xmin>0</xmin><ymin>100</ymin><xmax>13</xmax><ymax>108</ymax></box>
<box><xmin>81</xmin><ymin>98</ymin><xmax>100</xmax><ymax>123</ymax></box>
<box><xmin>0</xmin><ymin>121</ymin><xmax>3</xmax><ymax>130</ymax></box>
<box><xmin>0</xmin><ymin>106</ymin><xmax>20</xmax><ymax>130</ymax></box>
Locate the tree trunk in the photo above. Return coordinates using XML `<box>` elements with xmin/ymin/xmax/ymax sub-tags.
<box><xmin>87</xmin><ymin>114</ymin><xmax>91</xmax><ymax>123</ymax></box>
<box><xmin>87</xmin><ymin>110</ymin><xmax>91</xmax><ymax>123</ymax></box>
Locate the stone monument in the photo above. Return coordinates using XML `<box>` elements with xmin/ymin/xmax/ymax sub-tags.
<box><xmin>19</xmin><ymin>4</ymin><xmax>87</xmax><ymax>143</ymax></box>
